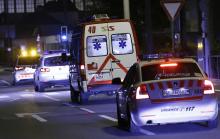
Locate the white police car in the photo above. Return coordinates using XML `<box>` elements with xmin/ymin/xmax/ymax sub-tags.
<box><xmin>34</xmin><ymin>50</ymin><xmax>70</xmax><ymax>92</ymax></box>
<box><xmin>115</xmin><ymin>57</ymin><xmax>218</xmax><ymax>132</ymax></box>
<box><xmin>12</xmin><ymin>54</ymin><xmax>39</xmax><ymax>85</ymax></box>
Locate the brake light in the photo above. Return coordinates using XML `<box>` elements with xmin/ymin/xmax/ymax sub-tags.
<box><xmin>136</xmin><ymin>84</ymin><xmax>149</xmax><ymax>99</ymax></box>
<box><xmin>203</xmin><ymin>80</ymin><xmax>215</xmax><ymax>94</ymax></box>
<box><xmin>15</xmin><ymin>66</ymin><xmax>24</xmax><ymax>71</ymax></box>
<box><xmin>40</xmin><ymin>68</ymin><xmax>50</xmax><ymax>72</ymax></box>
<box><xmin>160</xmin><ymin>63</ymin><xmax>178</xmax><ymax>68</ymax></box>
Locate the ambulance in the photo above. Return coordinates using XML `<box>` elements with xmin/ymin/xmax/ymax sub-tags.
<box><xmin>69</xmin><ymin>14</ymin><xmax>140</xmax><ymax>104</ymax></box>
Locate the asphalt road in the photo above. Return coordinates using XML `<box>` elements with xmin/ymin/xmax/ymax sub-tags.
<box><xmin>0</xmin><ymin>84</ymin><xmax>220</xmax><ymax>139</ymax></box>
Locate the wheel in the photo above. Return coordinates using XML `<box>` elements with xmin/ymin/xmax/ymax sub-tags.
<box><xmin>207</xmin><ymin>116</ymin><xmax>218</xmax><ymax>128</ymax></box>
<box><xmin>116</xmin><ymin>95</ymin><xmax>126</xmax><ymax>128</ymax></box>
<box><xmin>38</xmin><ymin>85</ymin><xmax>45</xmax><ymax>92</ymax></box>
<box><xmin>34</xmin><ymin>84</ymin><xmax>39</xmax><ymax>92</ymax></box>
<box><xmin>77</xmin><ymin>92</ymin><xmax>88</xmax><ymax>105</ymax></box>
<box><xmin>70</xmin><ymin>84</ymin><xmax>78</xmax><ymax>103</ymax></box>
<box><xmin>125</xmin><ymin>105</ymin><xmax>139</xmax><ymax>133</ymax></box>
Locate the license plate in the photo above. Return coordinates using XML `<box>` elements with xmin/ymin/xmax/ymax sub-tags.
<box><xmin>163</xmin><ymin>89</ymin><xmax>190</xmax><ymax>96</ymax></box>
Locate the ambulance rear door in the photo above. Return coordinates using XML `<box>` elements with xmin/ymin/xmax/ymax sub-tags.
<box><xmin>108</xmin><ymin>21</ymin><xmax>138</xmax><ymax>80</ymax></box>
<box><xmin>84</xmin><ymin>23</ymin><xmax>112</xmax><ymax>85</ymax></box>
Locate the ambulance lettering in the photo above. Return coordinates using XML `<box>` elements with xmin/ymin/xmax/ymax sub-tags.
<box><xmin>101</xmin><ymin>26</ymin><xmax>115</xmax><ymax>32</ymax></box>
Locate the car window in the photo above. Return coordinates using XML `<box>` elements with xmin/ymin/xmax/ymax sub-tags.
<box><xmin>86</xmin><ymin>35</ymin><xmax>108</xmax><ymax>57</ymax></box>
<box><xmin>17</xmin><ymin>56</ymin><xmax>40</xmax><ymax>65</ymax></box>
<box><xmin>111</xmin><ymin>33</ymin><xmax>133</xmax><ymax>55</ymax></box>
<box><xmin>44</xmin><ymin>56</ymin><xmax>69</xmax><ymax>66</ymax></box>
<box><xmin>141</xmin><ymin>62</ymin><xmax>203</xmax><ymax>81</ymax></box>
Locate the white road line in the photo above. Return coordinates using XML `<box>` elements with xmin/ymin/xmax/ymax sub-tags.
<box><xmin>99</xmin><ymin>115</ymin><xmax>117</xmax><ymax>122</ymax></box>
<box><xmin>139</xmin><ymin>128</ymin><xmax>156</xmax><ymax>136</ymax></box>
<box><xmin>80</xmin><ymin>108</ymin><xmax>95</xmax><ymax>113</ymax></box>
<box><xmin>31</xmin><ymin>114</ymin><xmax>47</xmax><ymax>122</ymax></box>
<box><xmin>0</xmin><ymin>95</ymin><xmax>9</xmax><ymax>99</ymax></box>
<box><xmin>21</xmin><ymin>94</ymin><xmax>35</xmax><ymax>97</ymax></box>
<box><xmin>63</xmin><ymin>102</ymin><xmax>77</xmax><ymax>107</ymax></box>
<box><xmin>8</xmin><ymin>98</ymin><xmax>20</xmax><ymax>102</ymax></box>
<box><xmin>15</xmin><ymin>112</ymin><xmax>48</xmax><ymax>122</ymax></box>
<box><xmin>44</xmin><ymin>92</ymin><xmax>60</xmax><ymax>96</ymax></box>
<box><xmin>43</xmin><ymin>95</ymin><xmax>60</xmax><ymax>102</ymax></box>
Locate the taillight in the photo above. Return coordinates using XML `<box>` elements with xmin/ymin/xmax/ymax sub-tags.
<box><xmin>40</xmin><ymin>68</ymin><xmax>50</xmax><ymax>72</ymax></box>
<box><xmin>80</xmin><ymin>65</ymin><xmax>86</xmax><ymax>80</ymax></box>
<box><xmin>136</xmin><ymin>84</ymin><xmax>149</xmax><ymax>99</ymax></box>
<box><xmin>203</xmin><ymin>80</ymin><xmax>215</xmax><ymax>94</ymax></box>
<box><xmin>160</xmin><ymin>63</ymin><xmax>178</xmax><ymax>68</ymax></box>
<box><xmin>15</xmin><ymin>66</ymin><xmax>24</xmax><ymax>71</ymax></box>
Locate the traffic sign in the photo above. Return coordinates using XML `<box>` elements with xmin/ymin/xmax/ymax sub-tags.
<box><xmin>160</xmin><ymin>0</ymin><xmax>185</xmax><ymax>21</ymax></box>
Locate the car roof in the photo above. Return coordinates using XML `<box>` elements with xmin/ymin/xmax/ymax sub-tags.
<box><xmin>138</xmin><ymin>58</ymin><xmax>197</xmax><ymax>67</ymax></box>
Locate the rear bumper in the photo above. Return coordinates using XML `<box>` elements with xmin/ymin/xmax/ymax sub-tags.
<box><xmin>130</xmin><ymin>95</ymin><xmax>218</xmax><ymax>126</ymax></box>
<box><xmin>40</xmin><ymin>80</ymin><xmax>69</xmax><ymax>88</ymax></box>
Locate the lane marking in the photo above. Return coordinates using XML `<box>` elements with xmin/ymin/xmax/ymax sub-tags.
<box><xmin>8</xmin><ymin>98</ymin><xmax>20</xmax><ymax>102</ymax></box>
<box><xmin>0</xmin><ymin>95</ymin><xmax>9</xmax><ymax>99</ymax></box>
<box><xmin>43</xmin><ymin>95</ymin><xmax>60</xmax><ymax>102</ymax></box>
<box><xmin>99</xmin><ymin>115</ymin><xmax>117</xmax><ymax>122</ymax></box>
<box><xmin>15</xmin><ymin>112</ymin><xmax>48</xmax><ymax>123</ymax></box>
<box><xmin>21</xmin><ymin>94</ymin><xmax>35</xmax><ymax>97</ymax></box>
<box><xmin>44</xmin><ymin>92</ymin><xmax>60</xmax><ymax>96</ymax></box>
<box><xmin>139</xmin><ymin>128</ymin><xmax>156</xmax><ymax>136</ymax></box>
<box><xmin>31</xmin><ymin>114</ymin><xmax>47</xmax><ymax>122</ymax></box>
<box><xmin>63</xmin><ymin>102</ymin><xmax>77</xmax><ymax>107</ymax></box>
<box><xmin>80</xmin><ymin>108</ymin><xmax>95</xmax><ymax>113</ymax></box>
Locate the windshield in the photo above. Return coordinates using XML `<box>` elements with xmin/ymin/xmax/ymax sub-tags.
<box><xmin>141</xmin><ymin>62</ymin><xmax>203</xmax><ymax>81</ymax></box>
<box><xmin>17</xmin><ymin>56</ymin><xmax>40</xmax><ymax>65</ymax></box>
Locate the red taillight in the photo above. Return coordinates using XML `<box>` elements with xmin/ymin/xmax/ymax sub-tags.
<box><xmin>136</xmin><ymin>84</ymin><xmax>149</xmax><ymax>99</ymax></box>
<box><xmin>40</xmin><ymin>68</ymin><xmax>50</xmax><ymax>72</ymax></box>
<box><xmin>15</xmin><ymin>66</ymin><xmax>24</xmax><ymax>71</ymax></box>
<box><xmin>203</xmin><ymin>80</ymin><xmax>214</xmax><ymax>94</ymax></box>
<box><xmin>160</xmin><ymin>63</ymin><xmax>178</xmax><ymax>68</ymax></box>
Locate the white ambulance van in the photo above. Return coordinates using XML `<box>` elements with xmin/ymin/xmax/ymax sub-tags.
<box><xmin>69</xmin><ymin>14</ymin><xmax>140</xmax><ymax>104</ymax></box>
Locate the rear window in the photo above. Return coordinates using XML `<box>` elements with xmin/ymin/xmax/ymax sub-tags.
<box><xmin>17</xmin><ymin>56</ymin><xmax>39</xmax><ymax>65</ymax></box>
<box><xmin>141</xmin><ymin>62</ymin><xmax>203</xmax><ymax>81</ymax></box>
<box><xmin>111</xmin><ymin>33</ymin><xmax>133</xmax><ymax>55</ymax></box>
<box><xmin>86</xmin><ymin>35</ymin><xmax>108</xmax><ymax>57</ymax></box>
<box><xmin>44</xmin><ymin>56</ymin><xmax>69</xmax><ymax>66</ymax></box>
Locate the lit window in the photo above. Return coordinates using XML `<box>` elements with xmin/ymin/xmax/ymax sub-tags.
<box><xmin>36</xmin><ymin>0</ymin><xmax>44</xmax><ymax>6</ymax></box>
<box><xmin>8</xmin><ymin>0</ymin><xmax>15</xmax><ymax>13</ymax></box>
<box><xmin>16</xmin><ymin>0</ymin><xmax>24</xmax><ymax>13</ymax></box>
<box><xmin>0</xmin><ymin>1</ymin><xmax>4</xmax><ymax>13</ymax></box>
<box><xmin>26</xmin><ymin>0</ymin><xmax>34</xmax><ymax>13</ymax></box>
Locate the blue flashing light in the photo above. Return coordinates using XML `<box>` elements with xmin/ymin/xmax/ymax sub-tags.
<box><xmin>61</xmin><ymin>35</ymin><xmax>67</xmax><ymax>40</ymax></box>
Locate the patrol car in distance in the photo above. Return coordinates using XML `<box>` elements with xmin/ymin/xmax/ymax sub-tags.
<box><xmin>12</xmin><ymin>49</ymin><xmax>39</xmax><ymax>85</ymax></box>
<box><xmin>115</xmin><ymin>56</ymin><xmax>218</xmax><ymax>132</ymax></box>
<box><xmin>34</xmin><ymin>50</ymin><xmax>70</xmax><ymax>92</ymax></box>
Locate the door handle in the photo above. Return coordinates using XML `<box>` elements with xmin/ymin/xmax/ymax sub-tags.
<box><xmin>112</xmin><ymin>59</ymin><xmax>120</xmax><ymax>63</ymax></box>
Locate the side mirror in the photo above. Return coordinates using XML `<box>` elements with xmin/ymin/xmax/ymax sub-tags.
<box><xmin>112</xmin><ymin>77</ymin><xmax>122</xmax><ymax>84</ymax></box>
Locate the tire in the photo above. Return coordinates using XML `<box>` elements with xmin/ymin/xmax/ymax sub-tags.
<box><xmin>38</xmin><ymin>83</ymin><xmax>45</xmax><ymax>92</ymax></box>
<box><xmin>126</xmin><ymin>105</ymin><xmax>139</xmax><ymax>133</ymax></box>
<box><xmin>78</xmin><ymin>92</ymin><xmax>88</xmax><ymax>105</ymax></box>
<box><xmin>34</xmin><ymin>84</ymin><xmax>39</xmax><ymax>92</ymax></box>
<box><xmin>70</xmin><ymin>84</ymin><xmax>78</xmax><ymax>103</ymax></box>
<box><xmin>207</xmin><ymin>116</ymin><xmax>218</xmax><ymax>128</ymax></box>
<box><xmin>116</xmin><ymin>96</ymin><xmax>126</xmax><ymax>128</ymax></box>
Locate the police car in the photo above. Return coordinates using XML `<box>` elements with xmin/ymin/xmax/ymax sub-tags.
<box><xmin>12</xmin><ymin>49</ymin><xmax>39</xmax><ymax>85</ymax></box>
<box><xmin>115</xmin><ymin>57</ymin><xmax>218</xmax><ymax>132</ymax></box>
<box><xmin>34</xmin><ymin>50</ymin><xmax>70</xmax><ymax>92</ymax></box>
